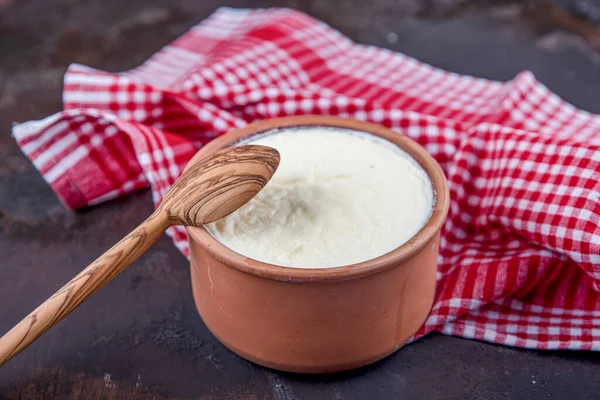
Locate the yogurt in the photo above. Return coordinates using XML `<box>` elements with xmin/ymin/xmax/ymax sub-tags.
<box><xmin>205</xmin><ymin>127</ymin><xmax>434</xmax><ymax>268</ymax></box>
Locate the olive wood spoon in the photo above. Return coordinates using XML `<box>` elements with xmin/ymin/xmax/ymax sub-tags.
<box><xmin>0</xmin><ymin>144</ymin><xmax>280</xmax><ymax>367</ymax></box>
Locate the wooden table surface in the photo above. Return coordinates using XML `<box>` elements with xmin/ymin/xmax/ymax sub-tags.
<box><xmin>1</xmin><ymin>1</ymin><xmax>599</xmax><ymax>399</ymax></box>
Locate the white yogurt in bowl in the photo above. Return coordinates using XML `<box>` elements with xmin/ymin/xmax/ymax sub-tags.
<box><xmin>205</xmin><ymin>126</ymin><xmax>434</xmax><ymax>268</ymax></box>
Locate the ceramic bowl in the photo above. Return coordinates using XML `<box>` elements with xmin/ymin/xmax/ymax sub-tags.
<box><xmin>184</xmin><ymin>115</ymin><xmax>449</xmax><ymax>373</ymax></box>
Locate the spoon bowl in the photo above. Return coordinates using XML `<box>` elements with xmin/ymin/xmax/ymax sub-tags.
<box><xmin>163</xmin><ymin>145</ymin><xmax>280</xmax><ymax>225</ymax></box>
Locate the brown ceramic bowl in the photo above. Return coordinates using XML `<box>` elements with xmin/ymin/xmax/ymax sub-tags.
<box><xmin>184</xmin><ymin>116</ymin><xmax>449</xmax><ymax>374</ymax></box>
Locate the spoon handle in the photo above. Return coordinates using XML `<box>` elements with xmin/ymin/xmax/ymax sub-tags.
<box><xmin>0</xmin><ymin>211</ymin><xmax>170</xmax><ymax>367</ymax></box>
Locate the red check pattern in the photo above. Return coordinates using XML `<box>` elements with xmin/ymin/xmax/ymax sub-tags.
<box><xmin>13</xmin><ymin>7</ymin><xmax>600</xmax><ymax>350</ymax></box>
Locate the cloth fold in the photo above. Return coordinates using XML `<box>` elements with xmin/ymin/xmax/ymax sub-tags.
<box><xmin>13</xmin><ymin>7</ymin><xmax>600</xmax><ymax>350</ymax></box>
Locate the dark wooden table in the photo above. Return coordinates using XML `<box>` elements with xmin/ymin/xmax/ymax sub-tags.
<box><xmin>1</xmin><ymin>1</ymin><xmax>600</xmax><ymax>399</ymax></box>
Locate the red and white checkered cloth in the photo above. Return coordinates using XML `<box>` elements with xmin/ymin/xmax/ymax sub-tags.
<box><xmin>13</xmin><ymin>7</ymin><xmax>600</xmax><ymax>350</ymax></box>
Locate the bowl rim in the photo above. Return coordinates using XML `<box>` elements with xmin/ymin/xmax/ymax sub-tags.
<box><xmin>185</xmin><ymin>115</ymin><xmax>449</xmax><ymax>282</ymax></box>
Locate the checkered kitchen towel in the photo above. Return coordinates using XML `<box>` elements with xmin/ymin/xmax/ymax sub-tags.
<box><xmin>13</xmin><ymin>8</ymin><xmax>600</xmax><ymax>350</ymax></box>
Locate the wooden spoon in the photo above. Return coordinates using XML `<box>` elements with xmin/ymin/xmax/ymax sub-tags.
<box><xmin>0</xmin><ymin>144</ymin><xmax>280</xmax><ymax>367</ymax></box>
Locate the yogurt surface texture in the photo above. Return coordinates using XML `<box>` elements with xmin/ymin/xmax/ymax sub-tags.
<box><xmin>205</xmin><ymin>126</ymin><xmax>434</xmax><ymax>268</ymax></box>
